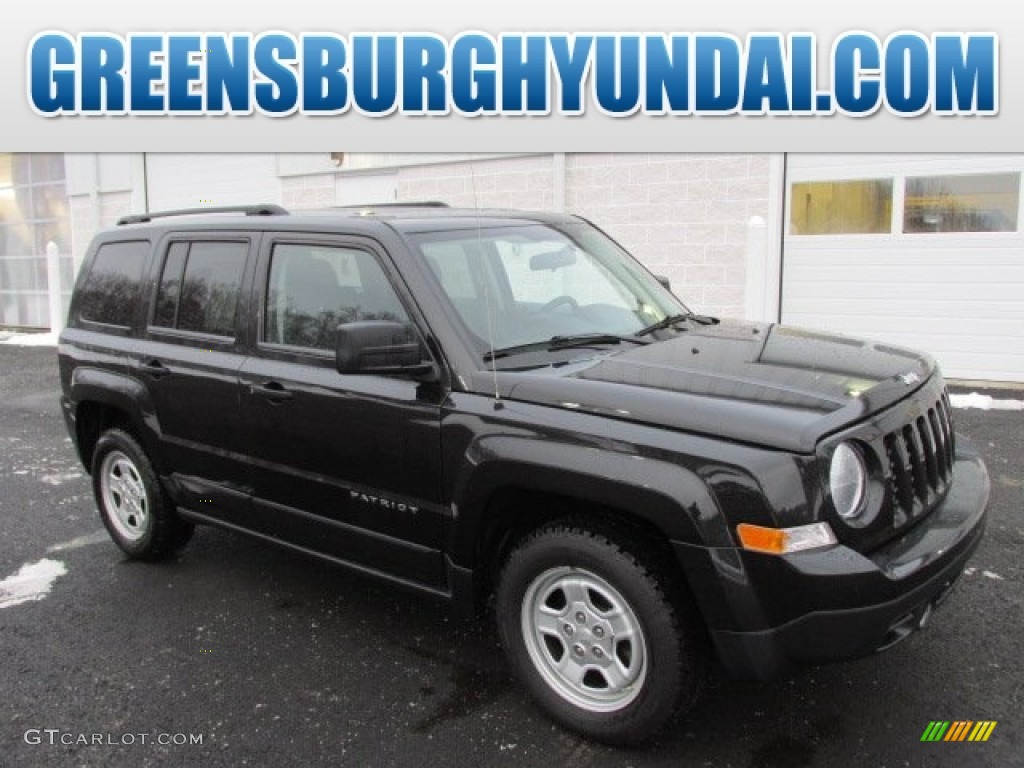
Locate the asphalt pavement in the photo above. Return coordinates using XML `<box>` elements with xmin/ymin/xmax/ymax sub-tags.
<box><xmin>0</xmin><ymin>345</ymin><xmax>1020</xmax><ymax>768</ymax></box>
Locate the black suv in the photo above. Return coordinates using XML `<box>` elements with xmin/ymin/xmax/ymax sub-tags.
<box><xmin>58</xmin><ymin>203</ymin><xmax>989</xmax><ymax>743</ymax></box>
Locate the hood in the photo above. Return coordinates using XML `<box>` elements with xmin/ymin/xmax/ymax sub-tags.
<box><xmin>485</xmin><ymin>321</ymin><xmax>936</xmax><ymax>452</ymax></box>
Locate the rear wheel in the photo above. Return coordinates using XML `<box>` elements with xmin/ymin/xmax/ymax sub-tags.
<box><xmin>495</xmin><ymin>523</ymin><xmax>705</xmax><ymax>744</ymax></box>
<box><xmin>92</xmin><ymin>429</ymin><xmax>194</xmax><ymax>560</ymax></box>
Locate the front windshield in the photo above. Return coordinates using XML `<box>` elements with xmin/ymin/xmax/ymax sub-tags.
<box><xmin>410</xmin><ymin>222</ymin><xmax>687</xmax><ymax>358</ymax></box>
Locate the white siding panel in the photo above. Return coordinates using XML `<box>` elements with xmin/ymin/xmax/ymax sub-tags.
<box><xmin>783</xmin><ymin>155</ymin><xmax>1024</xmax><ymax>382</ymax></box>
<box><xmin>97</xmin><ymin>154</ymin><xmax>134</xmax><ymax>191</ymax></box>
<box><xmin>145</xmin><ymin>154</ymin><xmax>281</xmax><ymax>210</ymax></box>
<box><xmin>783</xmin><ymin>237</ymin><xmax>1024</xmax><ymax>382</ymax></box>
<box><xmin>785</xmin><ymin>154</ymin><xmax>1024</xmax><ymax>181</ymax></box>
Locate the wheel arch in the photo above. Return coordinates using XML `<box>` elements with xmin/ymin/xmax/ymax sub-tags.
<box><xmin>447</xmin><ymin>439</ymin><xmax>731</xmax><ymax>616</ymax></box>
<box><xmin>450</xmin><ymin>452</ymin><xmax>725</xmax><ymax>565</ymax></box>
<box><xmin>68</xmin><ymin>367</ymin><xmax>163</xmax><ymax>474</ymax></box>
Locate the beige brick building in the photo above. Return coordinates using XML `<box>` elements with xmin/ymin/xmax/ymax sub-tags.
<box><xmin>3</xmin><ymin>152</ymin><xmax>1022</xmax><ymax>381</ymax></box>
<box><xmin>59</xmin><ymin>152</ymin><xmax>781</xmax><ymax>324</ymax></box>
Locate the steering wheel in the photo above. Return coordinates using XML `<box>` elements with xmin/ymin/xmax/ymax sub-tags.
<box><xmin>538</xmin><ymin>295</ymin><xmax>579</xmax><ymax>313</ymax></box>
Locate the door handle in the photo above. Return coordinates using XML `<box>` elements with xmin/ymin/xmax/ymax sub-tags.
<box><xmin>140</xmin><ymin>359</ymin><xmax>170</xmax><ymax>379</ymax></box>
<box><xmin>251</xmin><ymin>381</ymin><xmax>294</xmax><ymax>403</ymax></box>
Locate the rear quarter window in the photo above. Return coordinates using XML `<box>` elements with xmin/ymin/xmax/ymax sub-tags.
<box><xmin>77</xmin><ymin>240</ymin><xmax>150</xmax><ymax>327</ymax></box>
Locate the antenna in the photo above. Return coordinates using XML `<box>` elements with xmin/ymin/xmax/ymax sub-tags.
<box><xmin>469</xmin><ymin>162</ymin><xmax>502</xmax><ymax>408</ymax></box>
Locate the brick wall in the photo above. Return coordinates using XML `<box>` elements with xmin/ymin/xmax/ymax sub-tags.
<box><xmin>280</xmin><ymin>174</ymin><xmax>336</xmax><ymax>209</ymax></box>
<box><xmin>565</xmin><ymin>154</ymin><xmax>770</xmax><ymax>318</ymax></box>
<box><xmin>397</xmin><ymin>155</ymin><xmax>555</xmax><ymax>210</ymax></box>
<box><xmin>388</xmin><ymin>152</ymin><xmax>770</xmax><ymax>318</ymax></box>
<box><xmin>64</xmin><ymin>152</ymin><xmax>772</xmax><ymax>322</ymax></box>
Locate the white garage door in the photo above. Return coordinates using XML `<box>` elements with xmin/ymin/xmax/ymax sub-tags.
<box><xmin>782</xmin><ymin>154</ymin><xmax>1024</xmax><ymax>383</ymax></box>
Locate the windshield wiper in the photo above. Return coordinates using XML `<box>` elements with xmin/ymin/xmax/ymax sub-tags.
<box><xmin>550</xmin><ymin>333</ymin><xmax>653</xmax><ymax>350</ymax></box>
<box><xmin>483</xmin><ymin>333</ymin><xmax>651</xmax><ymax>363</ymax></box>
<box><xmin>635</xmin><ymin>311</ymin><xmax>719</xmax><ymax>338</ymax></box>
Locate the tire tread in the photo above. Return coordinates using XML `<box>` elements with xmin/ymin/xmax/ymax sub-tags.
<box><xmin>496</xmin><ymin>519</ymin><xmax>706</xmax><ymax>744</ymax></box>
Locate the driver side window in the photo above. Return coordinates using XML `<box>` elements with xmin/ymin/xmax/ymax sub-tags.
<box><xmin>264</xmin><ymin>243</ymin><xmax>409</xmax><ymax>351</ymax></box>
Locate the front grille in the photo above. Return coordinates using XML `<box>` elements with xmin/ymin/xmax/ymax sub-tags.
<box><xmin>883</xmin><ymin>391</ymin><xmax>956</xmax><ymax>527</ymax></box>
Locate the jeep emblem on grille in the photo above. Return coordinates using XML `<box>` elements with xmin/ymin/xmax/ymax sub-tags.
<box><xmin>898</xmin><ymin>372</ymin><xmax>921</xmax><ymax>386</ymax></box>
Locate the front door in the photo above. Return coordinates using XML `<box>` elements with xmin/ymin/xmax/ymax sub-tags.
<box><xmin>237</xmin><ymin>235</ymin><xmax>446</xmax><ymax>587</ymax></box>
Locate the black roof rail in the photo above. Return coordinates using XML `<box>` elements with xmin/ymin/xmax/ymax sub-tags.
<box><xmin>117</xmin><ymin>204</ymin><xmax>289</xmax><ymax>226</ymax></box>
<box><xmin>333</xmin><ymin>201</ymin><xmax>450</xmax><ymax>210</ymax></box>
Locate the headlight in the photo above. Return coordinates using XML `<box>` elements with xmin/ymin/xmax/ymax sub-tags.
<box><xmin>829</xmin><ymin>442</ymin><xmax>868</xmax><ymax>523</ymax></box>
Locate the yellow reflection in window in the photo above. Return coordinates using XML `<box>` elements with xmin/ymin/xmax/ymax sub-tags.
<box><xmin>904</xmin><ymin>173</ymin><xmax>1020</xmax><ymax>233</ymax></box>
<box><xmin>790</xmin><ymin>179</ymin><xmax>893</xmax><ymax>235</ymax></box>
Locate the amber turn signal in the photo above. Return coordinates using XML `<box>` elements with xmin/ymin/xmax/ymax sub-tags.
<box><xmin>736</xmin><ymin>522</ymin><xmax>837</xmax><ymax>555</ymax></box>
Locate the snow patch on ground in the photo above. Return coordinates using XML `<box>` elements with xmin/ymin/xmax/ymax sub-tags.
<box><xmin>949</xmin><ymin>393</ymin><xmax>1024</xmax><ymax>411</ymax></box>
<box><xmin>47</xmin><ymin>530</ymin><xmax>110</xmax><ymax>553</ymax></box>
<box><xmin>965</xmin><ymin>567</ymin><xmax>1008</xmax><ymax>582</ymax></box>
<box><xmin>0</xmin><ymin>559</ymin><xmax>67</xmax><ymax>609</ymax></box>
<box><xmin>39</xmin><ymin>472</ymin><xmax>84</xmax><ymax>486</ymax></box>
<box><xmin>0</xmin><ymin>331</ymin><xmax>58</xmax><ymax>347</ymax></box>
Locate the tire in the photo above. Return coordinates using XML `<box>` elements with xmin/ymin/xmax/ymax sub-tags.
<box><xmin>91</xmin><ymin>429</ymin><xmax>194</xmax><ymax>560</ymax></box>
<box><xmin>495</xmin><ymin>523</ymin><xmax>705</xmax><ymax>744</ymax></box>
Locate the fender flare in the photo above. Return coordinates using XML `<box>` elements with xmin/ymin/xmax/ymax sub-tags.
<box><xmin>447</xmin><ymin>434</ymin><xmax>733</xmax><ymax>567</ymax></box>
<box><xmin>68</xmin><ymin>367</ymin><xmax>164</xmax><ymax>473</ymax></box>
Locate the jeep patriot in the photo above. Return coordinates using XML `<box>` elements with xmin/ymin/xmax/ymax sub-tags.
<box><xmin>58</xmin><ymin>204</ymin><xmax>989</xmax><ymax>742</ymax></box>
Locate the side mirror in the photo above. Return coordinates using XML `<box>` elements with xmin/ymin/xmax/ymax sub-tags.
<box><xmin>655</xmin><ymin>274</ymin><xmax>672</xmax><ymax>292</ymax></box>
<box><xmin>335</xmin><ymin>321</ymin><xmax>435</xmax><ymax>379</ymax></box>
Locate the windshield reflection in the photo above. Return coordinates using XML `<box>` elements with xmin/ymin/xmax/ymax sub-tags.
<box><xmin>411</xmin><ymin>222</ymin><xmax>685</xmax><ymax>358</ymax></box>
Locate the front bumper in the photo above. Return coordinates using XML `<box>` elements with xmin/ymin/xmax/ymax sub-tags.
<box><xmin>677</xmin><ymin>439</ymin><xmax>989</xmax><ymax>680</ymax></box>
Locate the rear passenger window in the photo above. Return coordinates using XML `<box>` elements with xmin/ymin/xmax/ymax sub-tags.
<box><xmin>264</xmin><ymin>243</ymin><xmax>409</xmax><ymax>350</ymax></box>
<box><xmin>152</xmin><ymin>241</ymin><xmax>248</xmax><ymax>337</ymax></box>
<box><xmin>78</xmin><ymin>241</ymin><xmax>149</xmax><ymax>326</ymax></box>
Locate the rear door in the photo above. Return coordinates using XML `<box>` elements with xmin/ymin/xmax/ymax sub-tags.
<box><xmin>236</xmin><ymin>234</ymin><xmax>447</xmax><ymax>587</ymax></box>
<box><xmin>132</xmin><ymin>233</ymin><xmax>257</xmax><ymax>515</ymax></box>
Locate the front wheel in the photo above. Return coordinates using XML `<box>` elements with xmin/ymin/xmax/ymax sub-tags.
<box><xmin>495</xmin><ymin>523</ymin><xmax>705</xmax><ymax>744</ymax></box>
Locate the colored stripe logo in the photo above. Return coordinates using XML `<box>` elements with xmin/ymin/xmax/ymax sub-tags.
<box><xmin>921</xmin><ymin>721</ymin><xmax>997</xmax><ymax>742</ymax></box>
